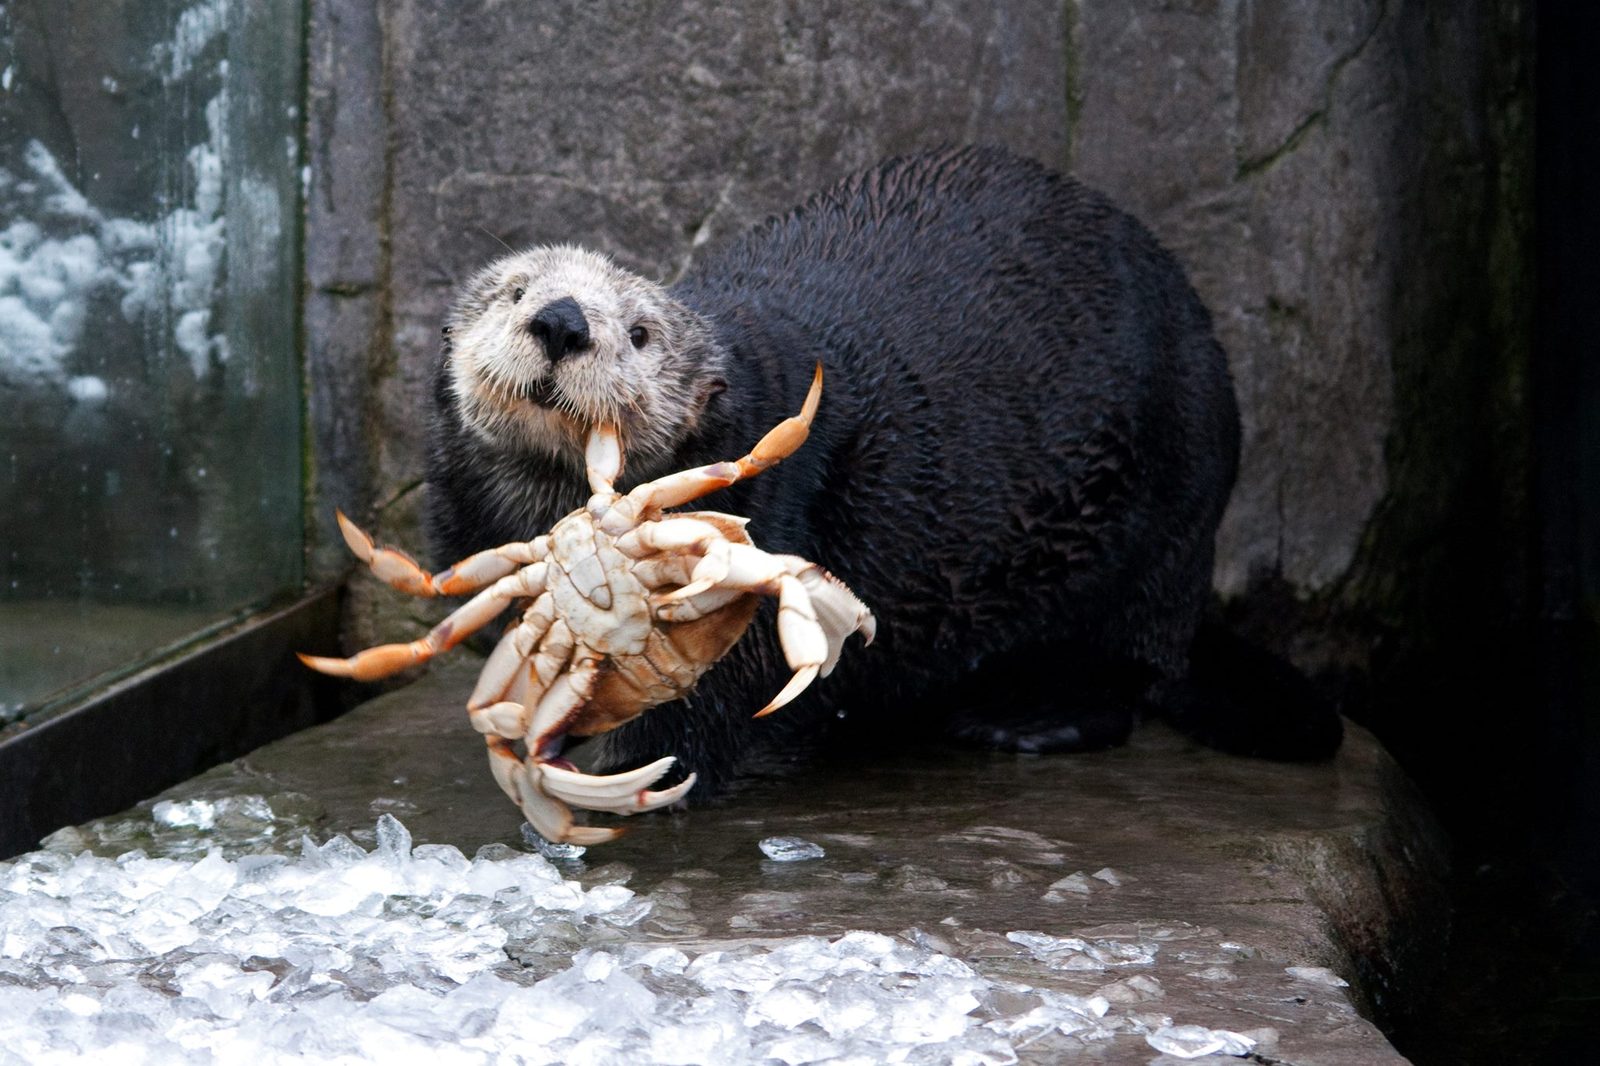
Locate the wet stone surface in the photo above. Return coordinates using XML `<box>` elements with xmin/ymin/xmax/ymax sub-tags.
<box><xmin>6</xmin><ymin>660</ymin><xmax>1443</xmax><ymax>1063</ymax></box>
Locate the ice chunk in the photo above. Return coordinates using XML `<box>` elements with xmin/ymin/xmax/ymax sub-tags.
<box><xmin>373</xmin><ymin>813</ymin><xmax>413</xmax><ymax>863</ymax></box>
<box><xmin>759</xmin><ymin>836</ymin><xmax>825</xmax><ymax>862</ymax></box>
<box><xmin>152</xmin><ymin>798</ymin><xmax>216</xmax><ymax>830</ymax></box>
<box><xmin>1095</xmin><ymin>974</ymin><xmax>1164</xmax><ymax>1004</ymax></box>
<box><xmin>1285</xmin><ymin>965</ymin><xmax>1349</xmax><ymax>988</ymax></box>
<box><xmin>746</xmin><ymin>982</ymin><xmax>823</xmax><ymax>1029</ymax></box>
<box><xmin>1042</xmin><ymin>871</ymin><xmax>1093</xmax><ymax>900</ymax></box>
<box><xmin>1146</xmin><ymin>1024</ymin><xmax>1257</xmax><ymax>1058</ymax></box>
<box><xmin>1006</xmin><ymin>930</ymin><xmax>1158</xmax><ymax>972</ymax></box>
<box><xmin>213</xmin><ymin>794</ymin><xmax>275</xmax><ymax>829</ymax></box>
<box><xmin>522</xmin><ymin>822</ymin><xmax>588</xmax><ymax>860</ymax></box>
<box><xmin>1090</xmin><ymin>867</ymin><xmax>1126</xmax><ymax>886</ymax></box>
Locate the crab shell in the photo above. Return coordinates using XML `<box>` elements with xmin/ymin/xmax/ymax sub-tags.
<box><xmin>565</xmin><ymin>515</ymin><xmax>760</xmax><ymax>737</ymax></box>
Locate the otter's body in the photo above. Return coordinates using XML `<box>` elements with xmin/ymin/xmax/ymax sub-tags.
<box><xmin>426</xmin><ymin>146</ymin><xmax>1338</xmax><ymax>788</ymax></box>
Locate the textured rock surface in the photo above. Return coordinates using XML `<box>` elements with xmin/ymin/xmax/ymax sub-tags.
<box><xmin>1069</xmin><ymin>0</ymin><xmax>1527</xmax><ymax>606</ymax></box>
<box><xmin>78</xmin><ymin>658</ymin><xmax>1446</xmax><ymax>1063</ymax></box>
<box><xmin>303</xmin><ymin>2</ymin><xmax>1532</xmax><ymax>738</ymax></box>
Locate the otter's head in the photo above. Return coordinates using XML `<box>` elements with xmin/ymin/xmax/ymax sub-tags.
<box><xmin>443</xmin><ymin>245</ymin><xmax>725</xmax><ymax>473</ymax></box>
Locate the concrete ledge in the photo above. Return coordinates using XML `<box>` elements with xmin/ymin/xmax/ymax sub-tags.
<box><xmin>0</xmin><ymin>591</ymin><xmax>344</xmax><ymax>859</ymax></box>
<box><xmin>67</xmin><ymin>659</ymin><xmax>1445</xmax><ymax>1063</ymax></box>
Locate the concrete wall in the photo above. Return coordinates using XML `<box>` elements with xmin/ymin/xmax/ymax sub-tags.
<box><xmin>303</xmin><ymin>0</ymin><xmax>1533</xmax><ymax>786</ymax></box>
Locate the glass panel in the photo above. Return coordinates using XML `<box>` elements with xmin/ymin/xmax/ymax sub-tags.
<box><xmin>0</xmin><ymin>0</ymin><xmax>303</xmax><ymax>722</ymax></box>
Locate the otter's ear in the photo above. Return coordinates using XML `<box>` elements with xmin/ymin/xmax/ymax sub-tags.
<box><xmin>690</xmin><ymin>377</ymin><xmax>729</xmax><ymax>422</ymax></box>
<box><xmin>704</xmin><ymin>377</ymin><xmax>729</xmax><ymax>401</ymax></box>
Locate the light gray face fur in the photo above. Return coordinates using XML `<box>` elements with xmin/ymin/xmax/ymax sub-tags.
<box><xmin>445</xmin><ymin>245</ymin><xmax>724</xmax><ymax>474</ymax></box>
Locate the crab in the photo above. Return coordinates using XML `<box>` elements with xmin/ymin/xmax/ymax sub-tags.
<box><xmin>300</xmin><ymin>366</ymin><xmax>875</xmax><ymax>844</ymax></box>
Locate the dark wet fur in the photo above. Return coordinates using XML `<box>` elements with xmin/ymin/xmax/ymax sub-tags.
<box><xmin>425</xmin><ymin>145</ymin><xmax>1342</xmax><ymax>792</ymax></box>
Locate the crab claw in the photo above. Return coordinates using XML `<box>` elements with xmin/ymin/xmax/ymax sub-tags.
<box><xmin>515</xmin><ymin>769</ymin><xmax>625</xmax><ymax>846</ymax></box>
<box><xmin>538</xmin><ymin>756</ymin><xmax>698</xmax><ymax>815</ymax></box>
<box><xmin>754</xmin><ymin>666</ymin><xmax>820</xmax><ymax>718</ymax></box>
<box><xmin>753</xmin><ymin>570</ymin><xmax>847</xmax><ymax>717</ymax></box>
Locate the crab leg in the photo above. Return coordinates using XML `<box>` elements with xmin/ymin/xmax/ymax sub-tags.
<box><xmin>651</xmin><ymin>585</ymin><xmax>747</xmax><ymax>622</ymax></box>
<box><xmin>527</xmin><ymin>650</ymin><xmax>601</xmax><ymax>753</ymax></box>
<box><xmin>597</xmin><ymin>364</ymin><xmax>824</xmax><ymax>534</ymax></box>
<box><xmin>299</xmin><ymin>561</ymin><xmax>549</xmax><ymax>680</ymax></box>
<box><xmin>467</xmin><ymin>620</ymin><xmax>592</xmax><ymax>745</ymax></box>
<box><xmin>736</xmin><ymin>361</ymin><xmax>825</xmax><ymax>478</ymax></box>
<box><xmin>334</xmin><ymin>511</ymin><xmax>549</xmax><ymax>598</ymax></box>
<box><xmin>429</xmin><ymin>537</ymin><xmax>550</xmax><ymax>596</ymax></box>
<box><xmin>487</xmin><ymin>738</ymin><xmax>622</xmax><ymax>845</ymax></box>
<box><xmin>467</xmin><ymin>595</ymin><xmax>557</xmax><ymax>714</ymax></box>
<box><xmin>613</xmin><ymin>517</ymin><xmax>730</xmax><ymax>558</ymax></box>
<box><xmin>670</xmin><ymin>545</ymin><xmax>874</xmax><ymax>670</ymax></box>
<box><xmin>586</xmin><ymin>424</ymin><xmax>625</xmax><ymax>495</ymax></box>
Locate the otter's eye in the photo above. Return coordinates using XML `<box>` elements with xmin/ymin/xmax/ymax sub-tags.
<box><xmin>441</xmin><ymin>325</ymin><xmax>452</xmax><ymax>337</ymax></box>
<box><xmin>511</xmin><ymin>287</ymin><xmax>525</xmax><ymax>303</ymax></box>
<box><xmin>629</xmin><ymin>325</ymin><xmax>649</xmax><ymax>349</ymax></box>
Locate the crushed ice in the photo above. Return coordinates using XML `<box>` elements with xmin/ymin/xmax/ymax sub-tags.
<box><xmin>2</xmin><ymin>809</ymin><xmax>1274</xmax><ymax>1061</ymax></box>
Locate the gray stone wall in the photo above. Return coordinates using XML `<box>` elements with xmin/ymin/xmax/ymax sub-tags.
<box><xmin>303</xmin><ymin>0</ymin><xmax>1533</xmax><ymax>753</ymax></box>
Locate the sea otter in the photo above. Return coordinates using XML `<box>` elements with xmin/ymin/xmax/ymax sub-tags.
<box><xmin>425</xmin><ymin>145</ymin><xmax>1342</xmax><ymax>790</ymax></box>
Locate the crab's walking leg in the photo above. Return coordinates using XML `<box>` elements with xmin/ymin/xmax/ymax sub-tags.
<box><xmin>597</xmin><ymin>364</ymin><xmax>825</xmax><ymax>534</ymax></box>
<box><xmin>471</xmin><ymin>635</ymin><xmax>601</xmax><ymax>757</ymax></box>
<box><xmin>613</xmin><ymin>517</ymin><xmax>735</xmax><ymax>559</ymax></box>
<box><xmin>298</xmin><ymin>561</ymin><xmax>549</xmax><ymax>681</ymax></box>
<box><xmin>333</xmin><ymin>511</ymin><xmax>549</xmax><ymax>598</ymax></box>
<box><xmin>464</xmin><ymin>597</ymin><xmax>559</xmax><ymax>737</ymax></box>
<box><xmin>734</xmin><ymin>361</ymin><xmax>825</xmax><ymax>478</ymax></box>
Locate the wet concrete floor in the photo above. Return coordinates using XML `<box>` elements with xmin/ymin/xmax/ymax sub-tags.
<box><xmin>53</xmin><ymin>658</ymin><xmax>1443</xmax><ymax>1063</ymax></box>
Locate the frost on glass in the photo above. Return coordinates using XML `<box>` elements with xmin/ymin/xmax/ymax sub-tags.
<box><xmin>0</xmin><ymin>0</ymin><xmax>301</xmax><ymax>720</ymax></box>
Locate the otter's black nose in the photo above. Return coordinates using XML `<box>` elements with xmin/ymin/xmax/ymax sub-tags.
<box><xmin>529</xmin><ymin>297</ymin><xmax>591</xmax><ymax>361</ymax></box>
